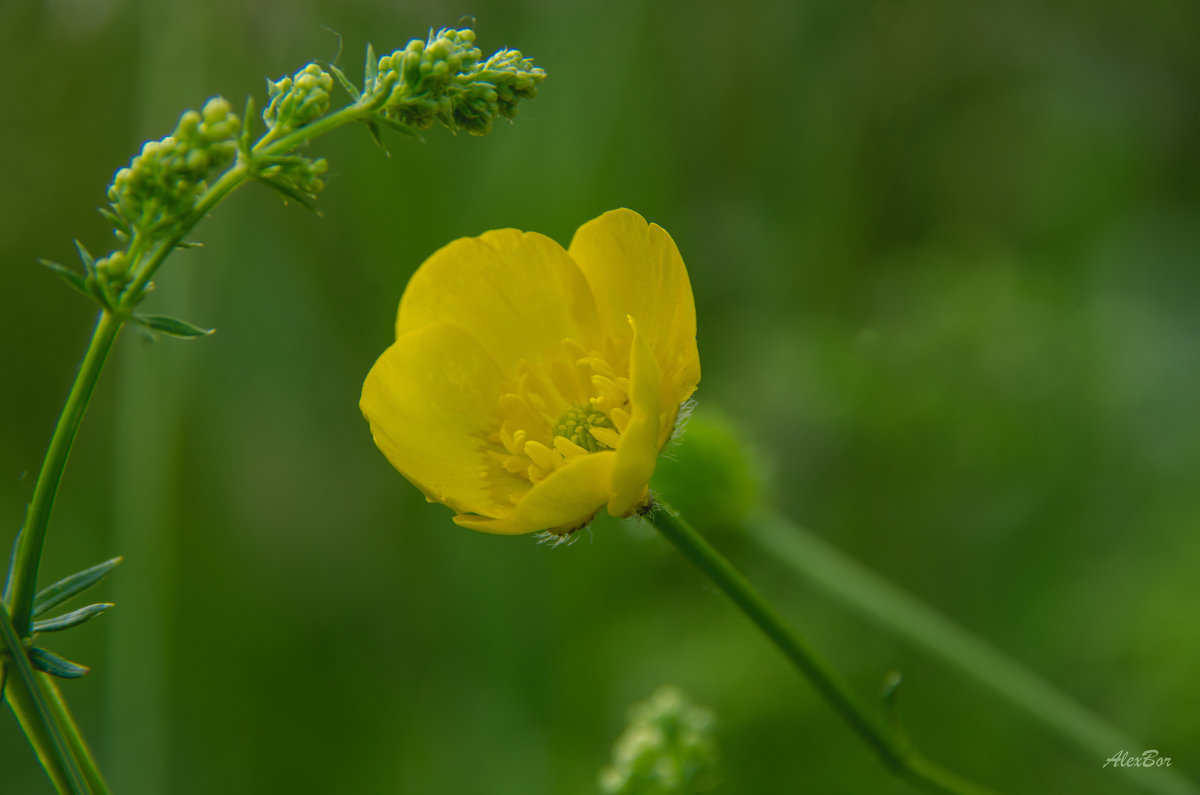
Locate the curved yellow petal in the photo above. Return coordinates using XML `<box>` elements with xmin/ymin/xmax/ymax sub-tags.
<box><xmin>361</xmin><ymin>322</ymin><xmax>527</xmax><ymax>517</ymax></box>
<box><xmin>396</xmin><ymin>228</ymin><xmax>601</xmax><ymax>374</ymax></box>
<box><xmin>608</xmin><ymin>318</ymin><xmax>661</xmax><ymax>517</ymax></box>
<box><xmin>567</xmin><ymin>209</ymin><xmax>700</xmax><ymax>412</ymax></box>
<box><xmin>453</xmin><ymin>451</ymin><xmax>616</xmax><ymax>535</ymax></box>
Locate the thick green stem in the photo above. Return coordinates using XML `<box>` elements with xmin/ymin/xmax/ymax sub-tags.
<box><xmin>6</xmin><ymin>311</ymin><xmax>123</xmax><ymax>637</ymax></box>
<box><xmin>1</xmin><ymin>601</ymin><xmax>90</xmax><ymax>794</ymax></box>
<box><xmin>646</xmin><ymin>501</ymin><xmax>999</xmax><ymax>795</ymax></box>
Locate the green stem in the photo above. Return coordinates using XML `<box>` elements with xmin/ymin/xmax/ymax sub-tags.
<box><xmin>0</xmin><ymin>601</ymin><xmax>90</xmax><ymax>794</ymax></box>
<box><xmin>6</xmin><ymin>311</ymin><xmax>123</xmax><ymax>637</ymax></box>
<box><xmin>749</xmin><ymin>511</ymin><xmax>1200</xmax><ymax>795</ymax></box>
<box><xmin>646</xmin><ymin>501</ymin><xmax>999</xmax><ymax>795</ymax></box>
<box><xmin>2</xmin><ymin>94</ymin><xmax>387</xmax><ymax>794</ymax></box>
<box><xmin>123</xmin><ymin>101</ymin><xmax>371</xmax><ymax>303</ymax></box>
<box><xmin>8</xmin><ymin>98</ymin><xmax>382</xmax><ymax>628</ymax></box>
<box><xmin>43</xmin><ymin>676</ymin><xmax>110</xmax><ymax>795</ymax></box>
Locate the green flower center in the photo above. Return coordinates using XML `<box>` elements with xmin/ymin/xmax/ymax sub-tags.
<box><xmin>554</xmin><ymin>405</ymin><xmax>616</xmax><ymax>453</ymax></box>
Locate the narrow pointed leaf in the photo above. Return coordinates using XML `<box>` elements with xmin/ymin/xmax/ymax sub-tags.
<box><xmin>134</xmin><ymin>314</ymin><xmax>215</xmax><ymax>338</ymax></box>
<box><xmin>175</xmin><ymin>240</ymin><xmax>204</xmax><ymax>249</ymax></box>
<box><xmin>256</xmin><ymin>154</ymin><xmax>315</xmax><ymax>167</ymax></box>
<box><xmin>33</xmin><ymin>557</ymin><xmax>122</xmax><ymax>618</ymax></box>
<box><xmin>73</xmin><ymin>240</ymin><xmax>96</xmax><ymax>277</ymax></box>
<box><xmin>368</xmin><ymin>113</ymin><xmax>423</xmax><ymax>141</ymax></box>
<box><xmin>329</xmin><ymin>63</ymin><xmax>360</xmax><ymax>102</ymax></box>
<box><xmin>364</xmin><ymin>120</ymin><xmax>389</xmax><ymax>155</ymax></box>
<box><xmin>39</xmin><ymin>259</ymin><xmax>92</xmax><ymax>301</ymax></box>
<box><xmin>29</xmin><ymin>647</ymin><xmax>89</xmax><ymax>679</ymax></box>
<box><xmin>240</xmin><ymin>95</ymin><xmax>256</xmax><ymax>156</ymax></box>
<box><xmin>259</xmin><ymin>178</ymin><xmax>320</xmax><ymax>213</ymax></box>
<box><xmin>364</xmin><ymin>42</ymin><xmax>378</xmax><ymax>89</ymax></box>
<box><xmin>32</xmin><ymin>603</ymin><xmax>114</xmax><ymax>634</ymax></box>
<box><xmin>98</xmin><ymin>207</ymin><xmax>130</xmax><ymax>235</ymax></box>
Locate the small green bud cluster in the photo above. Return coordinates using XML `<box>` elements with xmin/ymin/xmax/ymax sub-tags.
<box><xmin>599</xmin><ymin>687</ymin><xmax>718</xmax><ymax>795</ymax></box>
<box><xmin>93</xmin><ymin>250</ymin><xmax>131</xmax><ymax>296</ymax></box>
<box><xmin>107</xmin><ymin>98</ymin><xmax>241</xmax><ymax>236</ymax></box>
<box><xmin>264</xmin><ymin>63</ymin><xmax>335</xmax><ymax>133</ymax></box>
<box><xmin>258</xmin><ymin>155</ymin><xmax>329</xmax><ymax>201</ymax></box>
<box><xmin>373</xmin><ymin>28</ymin><xmax>546</xmax><ymax>136</ymax></box>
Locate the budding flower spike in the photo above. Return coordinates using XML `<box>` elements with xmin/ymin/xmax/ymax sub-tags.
<box><xmin>361</xmin><ymin>209</ymin><xmax>701</xmax><ymax>537</ymax></box>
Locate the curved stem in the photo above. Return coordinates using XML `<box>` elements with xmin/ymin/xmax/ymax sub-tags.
<box><xmin>645</xmin><ymin>501</ymin><xmax>999</xmax><ymax>795</ymax></box>
<box><xmin>6</xmin><ymin>311</ymin><xmax>123</xmax><ymax>636</ymax></box>
<box><xmin>750</xmin><ymin>511</ymin><xmax>1200</xmax><ymax>795</ymax></box>
<box><xmin>1</xmin><ymin>601</ymin><xmax>90</xmax><ymax>794</ymax></box>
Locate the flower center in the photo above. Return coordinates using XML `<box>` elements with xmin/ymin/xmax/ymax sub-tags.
<box><xmin>553</xmin><ymin>405</ymin><xmax>615</xmax><ymax>453</ymax></box>
<box><xmin>486</xmin><ymin>339</ymin><xmax>632</xmax><ymax>492</ymax></box>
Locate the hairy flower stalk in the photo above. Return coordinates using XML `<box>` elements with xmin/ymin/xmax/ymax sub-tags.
<box><xmin>361</xmin><ymin>209</ymin><xmax>701</xmax><ymax>536</ymax></box>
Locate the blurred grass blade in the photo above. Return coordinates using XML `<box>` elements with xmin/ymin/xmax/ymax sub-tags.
<box><xmin>33</xmin><ymin>557</ymin><xmax>122</xmax><ymax>618</ymax></box>
<box><xmin>749</xmin><ymin>511</ymin><xmax>1200</xmax><ymax>795</ymax></box>
<box><xmin>33</xmin><ymin>603</ymin><xmax>114</xmax><ymax>634</ymax></box>
<box><xmin>29</xmin><ymin>647</ymin><xmax>90</xmax><ymax>679</ymax></box>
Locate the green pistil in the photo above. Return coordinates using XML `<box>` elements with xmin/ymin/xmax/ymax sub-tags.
<box><xmin>554</xmin><ymin>405</ymin><xmax>615</xmax><ymax>453</ymax></box>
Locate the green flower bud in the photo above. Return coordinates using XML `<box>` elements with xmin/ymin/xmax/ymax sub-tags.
<box><xmin>264</xmin><ymin>63</ymin><xmax>333</xmax><ymax>133</ymax></box>
<box><xmin>372</xmin><ymin>28</ymin><xmax>545</xmax><ymax>135</ymax></box>
<box><xmin>106</xmin><ymin>97</ymin><xmax>242</xmax><ymax>236</ymax></box>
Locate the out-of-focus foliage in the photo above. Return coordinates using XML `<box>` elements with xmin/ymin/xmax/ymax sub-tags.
<box><xmin>1</xmin><ymin>1</ymin><xmax>1197</xmax><ymax>793</ymax></box>
<box><xmin>599</xmin><ymin>687</ymin><xmax>718</xmax><ymax>795</ymax></box>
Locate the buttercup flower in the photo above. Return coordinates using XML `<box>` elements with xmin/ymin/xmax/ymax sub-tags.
<box><xmin>361</xmin><ymin>209</ymin><xmax>700</xmax><ymax>535</ymax></box>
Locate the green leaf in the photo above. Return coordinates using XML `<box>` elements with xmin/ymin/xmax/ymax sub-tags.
<box><xmin>363</xmin><ymin>42</ymin><xmax>378</xmax><ymax>89</ymax></box>
<box><xmin>98</xmin><ymin>207</ymin><xmax>130</xmax><ymax>236</ymax></box>
<box><xmin>258</xmin><ymin>177</ymin><xmax>320</xmax><ymax>213</ymax></box>
<box><xmin>39</xmin><ymin>259</ymin><xmax>92</xmax><ymax>302</ymax></box>
<box><xmin>368</xmin><ymin>113</ymin><xmax>423</xmax><ymax>141</ymax></box>
<box><xmin>240</xmin><ymin>95</ymin><xmax>256</xmax><ymax>156</ymax></box>
<box><xmin>33</xmin><ymin>557</ymin><xmax>122</xmax><ymax>618</ymax></box>
<box><xmin>29</xmin><ymin>647</ymin><xmax>89</xmax><ymax>679</ymax></box>
<box><xmin>364</xmin><ymin>120</ymin><xmax>389</xmax><ymax>155</ymax></box>
<box><xmin>32</xmin><ymin>603</ymin><xmax>113</xmax><ymax>634</ymax></box>
<box><xmin>73</xmin><ymin>240</ymin><xmax>96</xmax><ymax>277</ymax></box>
<box><xmin>175</xmin><ymin>240</ymin><xmax>204</xmax><ymax>249</ymax></box>
<box><xmin>329</xmin><ymin>63</ymin><xmax>361</xmax><ymax>102</ymax></box>
<box><xmin>134</xmin><ymin>314</ymin><xmax>215</xmax><ymax>338</ymax></box>
<box><xmin>1</xmin><ymin>658</ymin><xmax>6</xmax><ymax>701</ymax></box>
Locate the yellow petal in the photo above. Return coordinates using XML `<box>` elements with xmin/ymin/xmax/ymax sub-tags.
<box><xmin>396</xmin><ymin>228</ymin><xmax>601</xmax><ymax>374</ymax></box>
<box><xmin>607</xmin><ymin>318</ymin><xmax>661</xmax><ymax>517</ymax></box>
<box><xmin>361</xmin><ymin>322</ymin><xmax>527</xmax><ymax>517</ymax></box>
<box><xmin>567</xmin><ymin>209</ymin><xmax>700</xmax><ymax>413</ymax></box>
<box><xmin>453</xmin><ymin>451</ymin><xmax>616</xmax><ymax>535</ymax></box>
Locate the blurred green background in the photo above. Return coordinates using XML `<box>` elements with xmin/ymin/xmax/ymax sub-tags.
<box><xmin>2</xmin><ymin>0</ymin><xmax>1198</xmax><ymax>792</ymax></box>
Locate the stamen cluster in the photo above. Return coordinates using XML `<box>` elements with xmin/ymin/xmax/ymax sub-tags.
<box><xmin>489</xmin><ymin>341</ymin><xmax>632</xmax><ymax>493</ymax></box>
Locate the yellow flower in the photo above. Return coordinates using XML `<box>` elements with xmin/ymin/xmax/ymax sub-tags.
<box><xmin>360</xmin><ymin>208</ymin><xmax>700</xmax><ymax>535</ymax></box>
